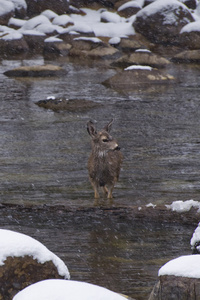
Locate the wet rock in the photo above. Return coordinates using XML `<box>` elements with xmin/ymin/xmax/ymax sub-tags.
<box><xmin>69</xmin><ymin>37</ymin><xmax>119</xmax><ymax>59</ymax></box>
<box><xmin>36</xmin><ymin>98</ymin><xmax>102</xmax><ymax>112</ymax></box>
<box><xmin>4</xmin><ymin>64</ymin><xmax>67</xmax><ymax>77</ymax></box>
<box><xmin>111</xmin><ymin>50</ymin><xmax>171</xmax><ymax>68</ymax></box>
<box><xmin>0</xmin><ymin>0</ymin><xmax>15</xmax><ymax>25</ymax></box>
<box><xmin>149</xmin><ymin>276</ymin><xmax>200</xmax><ymax>300</ymax></box>
<box><xmin>113</xmin><ymin>34</ymin><xmax>151</xmax><ymax>53</ymax></box>
<box><xmin>0</xmin><ymin>256</ymin><xmax>67</xmax><ymax>300</ymax></box>
<box><xmin>44</xmin><ymin>39</ymin><xmax>72</xmax><ymax>56</ymax></box>
<box><xmin>103</xmin><ymin>67</ymin><xmax>175</xmax><ymax>91</ymax></box>
<box><xmin>172</xmin><ymin>50</ymin><xmax>200</xmax><ymax>63</ymax></box>
<box><xmin>133</xmin><ymin>0</ymin><xmax>194</xmax><ymax>45</ymax></box>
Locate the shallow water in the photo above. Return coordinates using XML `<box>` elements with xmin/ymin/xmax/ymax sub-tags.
<box><xmin>0</xmin><ymin>56</ymin><xmax>199</xmax><ymax>298</ymax></box>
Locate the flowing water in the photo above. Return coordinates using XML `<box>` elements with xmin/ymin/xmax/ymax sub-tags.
<box><xmin>0</xmin><ymin>55</ymin><xmax>199</xmax><ymax>299</ymax></box>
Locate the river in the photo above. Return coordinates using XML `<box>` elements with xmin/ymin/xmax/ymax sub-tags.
<box><xmin>0</xmin><ymin>55</ymin><xmax>199</xmax><ymax>299</ymax></box>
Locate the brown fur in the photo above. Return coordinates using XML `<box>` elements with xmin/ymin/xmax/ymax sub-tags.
<box><xmin>87</xmin><ymin>119</ymin><xmax>123</xmax><ymax>199</ymax></box>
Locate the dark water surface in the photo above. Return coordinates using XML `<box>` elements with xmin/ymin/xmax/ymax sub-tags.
<box><xmin>0</xmin><ymin>56</ymin><xmax>200</xmax><ymax>298</ymax></box>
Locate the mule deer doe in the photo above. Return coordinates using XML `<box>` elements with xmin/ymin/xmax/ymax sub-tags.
<box><xmin>87</xmin><ymin>119</ymin><xmax>123</xmax><ymax>199</ymax></box>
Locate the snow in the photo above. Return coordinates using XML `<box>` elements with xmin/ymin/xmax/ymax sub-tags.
<box><xmin>41</xmin><ymin>10</ymin><xmax>58</xmax><ymax>20</ymax></box>
<box><xmin>100</xmin><ymin>11</ymin><xmax>122</xmax><ymax>23</ymax></box>
<box><xmin>118</xmin><ymin>1</ymin><xmax>142</xmax><ymax>12</ymax></box>
<box><xmin>0</xmin><ymin>0</ymin><xmax>14</xmax><ymax>16</ymax></box>
<box><xmin>13</xmin><ymin>279</ymin><xmax>126</xmax><ymax>300</ymax></box>
<box><xmin>109</xmin><ymin>37</ymin><xmax>121</xmax><ymax>44</ymax></box>
<box><xmin>135</xmin><ymin>48</ymin><xmax>151</xmax><ymax>53</ymax></box>
<box><xmin>0</xmin><ymin>229</ymin><xmax>70</xmax><ymax>279</ymax></box>
<box><xmin>124</xmin><ymin>65</ymin><xmax>152</xmax><ymax>71</ymax></box>
<box><xmin>52</xmin><ymin>15</ymin><xmax>73</xmax><ymax>26</ymax></box>
<box><xmin>10</xmin><ymin>0</ymin><xmax>27</xmax><ymax>10</ymax></box>
<box><xmin>20</xmin><ymin>15</ymin><xmax>51</xmax><ymax>31</ymax></box>
<box><xmin>8</xmin><ymin>17</ymin><xmax>26</xmax><ymax>28</ymax></box>
<box><xmin>181</xmin><ymin>20</ymin><xmax>200</xmax><ymax>33</ymax></box>
<box><xmin>166</xmin><ymin>199</ymin><xmax>200</xmax><ymax>212</ymax></box>
<box><xmin>45</xmin><ymin>36</ymin><xmax>63</xmax><ymax>43</ymax></box>
<box><xmin>190</xmin><ymin>222</ymin><xmax>200</xmax><ymax>249</ymax></box>
<box><xmin>158</xmin><ymin>255</ymin><xmax>200</xmax><ymax>278</ymax></box>
<box><xmin>74</xmin><ymin>36</ymin><xmax>102</xmax><ymax>43</ymax></box>
<box><xmin>1</xmin><ymin>30</ymin><xmax>23</xmax><ymax>40</ymax></box>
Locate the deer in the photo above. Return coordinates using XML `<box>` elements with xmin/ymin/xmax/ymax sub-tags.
<box><xmin>87</xmin><ymin>119</ymin><xmax>123</xmax><ymax>199</ymax></box>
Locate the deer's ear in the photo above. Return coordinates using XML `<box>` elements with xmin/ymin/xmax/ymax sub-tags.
<box><xmin>104</xmin><ymin>119</ymin><xmax>114</xmax><ymax>132</ymax></box>
<box><xmin>87</xmin><ymin>121</ymin><xmax>97</xmax><ymax>137</ymax></box>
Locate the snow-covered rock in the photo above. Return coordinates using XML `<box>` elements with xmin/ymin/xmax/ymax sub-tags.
<box><xmin>149</xmin><ymin>255</ymin><xmax>200</xmax><ymax>300</ymax></box>
<box><xmin>52</xmin><ymin>15</ymin><xmax>74</xmax><ymax>27</ymax></box>
<box><xmin>118</xmin><ymin>1</ymin><xmax>142</xmax><ymax>18</ymax></box>
<box><xmin>100</xmin><ymin>11</ymin><xmax>122</xmax><ymax>23</ymax></box>
<box><xmin>10</xmin><ymin>0</ymin><xmax>27</xmax><ymax>18</ymax></box>
<box><xmin>13</xmin><ymin>279</ymin><xmax>126</xmax><ymax>300</ymax></box>
<box><xmin>0</xmin><ymin>229</ymin><xmax>69</xmax><ymax>300</ymax></box>
<box><xmin>191</xmin><ymin>222</ymin><xmax>200</xmax><ymax>254</ymax></box>
<box><xmin>0</xmin><ymin>0</ymin><xmax>15</xmax><ymax>25</ymax></box>
<box><xmin>133</xmin><ymin>0</ymin><xmax>194</xmax><ymax>44</ymax></box>
<box><xmin>179</xmin><ymin>20</ymin><xmax>200</xmax><ymax>49</ymax></box>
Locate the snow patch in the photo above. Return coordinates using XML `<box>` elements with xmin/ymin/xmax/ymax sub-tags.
<box><xmin>181</xmin><ymin>20</ymin><xmax>200</xmax><ymax>33</ymax></box>
<box><xmin>166</xmin><ymin>200</ymin><xmax>200</xmax><ymax>212</ymax></box>
<box><xmin>124</xmin><ymin>65</ymin><xmax>152</xmax><ymax>71</ymax></box>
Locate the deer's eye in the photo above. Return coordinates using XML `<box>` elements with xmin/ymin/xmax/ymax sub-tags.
<box><xmin>102</xmin><ymin>138</ymin><xmax>109</xmax><ymax>142</ymax></box>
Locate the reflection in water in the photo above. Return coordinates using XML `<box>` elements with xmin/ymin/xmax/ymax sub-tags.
<box><xmin>0</xmin><ymin>57</ymin><xmax>199</xmax><ymax>298</ymax></box>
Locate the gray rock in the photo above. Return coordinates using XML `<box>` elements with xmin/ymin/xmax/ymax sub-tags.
<box><xmin>4</xmin><ymin>64</ymin><xmax>67</xmax><ymax>77</ymax></box>
<box><xmin>133</xmin><ymin>0</ymin><xmax>194</xmax><ymax>45</ymax></box>
<box><xmin>149</xmin><ymin>276</ymin><xmax>200</xmax><ymax>300</ymax></box>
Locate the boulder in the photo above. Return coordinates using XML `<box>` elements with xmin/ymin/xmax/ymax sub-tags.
<box><xmin>0</xmin><ymin>34</ymin><xmax>29</xmax><ymax>55</ymax></box>
<box><xmin>0</xmin><ymin>229</ymin><xmax>69</xmax><ymax>300</ymax></box>
<box><xmin>133</xmin><ymin>0</ymin><xmax>194</xmax><ymax>45</ymax></box>
<box><xmin>26</xmin><ymin>0</ymin><xmax>70</xmax><ymax>17</ymax></box>
<box><xmin>22</xmin><ymin>31</ymin><xmax>46</xmax><ymax>53</ymax></box>
<box><xmin>0</xmin><ymin>0</ymin><xmax>15</xmax><ymax>25</ymax></box>
<box><xmin>43</xmin><ymin>39</ymin><xmax>72</xmax><ymax>56</ymax></box>
<box><xmin>69</xmin><ymin>37</ymin><xmax>120</xmax><ymax>59</ymax></box>
<box><xmin>10</xmin><ymin>0</ymin><xmax>27</xmax><ymax>19</ymax></box>
<box><xmin>149</xmin><ymin>255</ymin><xmax>200</xmax><ymax>300</ymax></box>
<box><xmin>70</xmin><ymin>0</ymin><xmax>119</xmax><ymax>9</ymax></box>
<box><xmin>171</xmin><ymin>49</ymin><xmax>200</xmax><ymax>63</ymax></box>
<box><xmin>4</xmin><ymin>64</ymin><xmax>67</xmax><ymax>77</ymax></box>
<box><xmin>149</xmin><ymin>276</ymin><xmax>200</xmax><ymax>300</ymax></box>
<box><xmin>179</xmin><ymin>21</ymin><xmax>200</xmax><ymax>49</ymax></box>
<box><xmin>112</xmin><ymin>34</ymin><xmax>151</xmax><ymax>53</ymax></box>
<box><xmin>111</xmin><ymin>50</ymin><xmax>170</xmax><ymax>68</ymax></box>
<box><xmin>103</xmin><ymin>66</ymin><xmax>175</xmax><ymax>91</ymax></box>
<box><xmin>36</xmin><ymin>98</ymin><xmax>102</xmax><ymax>111</ymax></box>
